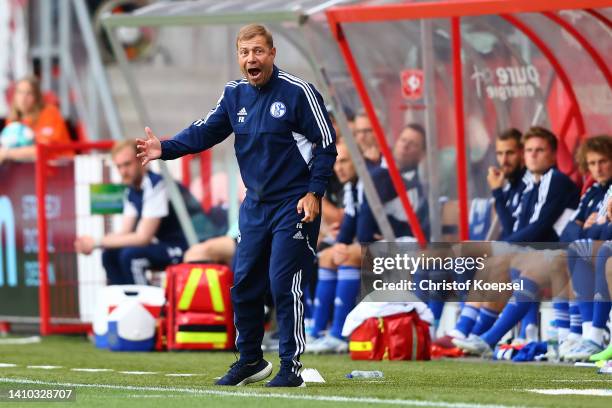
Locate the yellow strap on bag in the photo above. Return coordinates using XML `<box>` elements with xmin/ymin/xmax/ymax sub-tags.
<box><xmin>178</xmin><ymin>268</ymin><xmax>204</xmax><ymax>311</ymax></box>
<box><xmin>176</xmin><ymin>331</ymin><xmax>228</xmax><ymax>344</ymax></box>
<box><xmin>205</xmin><ymin>268</ymin><xmax>225</xmax><ymax>313</ymax></box>
<box><xmin>349</xmin><ymin>341</ymin><xmax>373</xmax><ymax>352</ymax></box>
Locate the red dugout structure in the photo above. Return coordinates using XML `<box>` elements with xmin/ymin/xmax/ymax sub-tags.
<box><xmin>326</xmin><ymin>0</ymin><xmax>612</xmax><ymax>241</ymax></box>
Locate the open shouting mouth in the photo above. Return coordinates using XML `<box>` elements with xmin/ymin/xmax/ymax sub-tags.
<box><xmin>247</xmin><ymin>67</ymin><xmax>262</xmax><ymax>82</ymax></box>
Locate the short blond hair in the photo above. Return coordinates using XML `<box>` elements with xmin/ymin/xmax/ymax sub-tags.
<box><xmin>236</xmin><ymin>24</ymin><xmax>273</xmax><ymax>49</ymax></box>
<box><xmin>522</xmin><ymin>126</ymin><xmax>558</xmax><ymax>152</ymax></box>
<box><xmin>111</xmin><ymin>139</ymin><xmax>137</xmax><ymax>158</ymax></box>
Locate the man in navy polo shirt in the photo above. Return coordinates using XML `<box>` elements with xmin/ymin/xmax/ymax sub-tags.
<box><xmin>74</xmin><ymin>140</ymin><xmax>187</xmax><ymax>285</ymax></box>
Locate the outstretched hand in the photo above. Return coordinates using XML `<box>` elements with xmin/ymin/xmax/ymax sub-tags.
<box><xmin>136</xmin><ymin>127</ymin><xmax>162</xmax><ymax>166</ymax></box>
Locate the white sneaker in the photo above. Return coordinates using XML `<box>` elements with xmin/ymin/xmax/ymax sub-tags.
<box><xmin>306</xmin><ymin>335</ymin><xmax>348</xmax><ymax>354</ymax></box>
<box><xmin>452</xmin><ymin>336</ymin><xmax>493</xmax><ymax>357</ymax></box>
<box><xmin>559</xmin><ymin>336</ymin><xmax>581</xmax><ymax>361</ymax></box>
<box><xmin>564</xmin><ymin>340</ymin><xmax>603</xmax><ymax>362</ymax></box>
<box><xmin>261</xmin><ymin>331</ymin><xmax>279</xmax><ymax>352</ymax></box>
<box><xmin>305</xmin><ymin>332</ymin><xmax>318</xmax><ymax>345</ymax></box>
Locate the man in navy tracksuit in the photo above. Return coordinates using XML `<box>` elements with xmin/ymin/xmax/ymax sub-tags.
<box><xmin>489</xmin><ymin>128</ymin><xmax>527</xmax><ymax>240</ymax></box>
<box><xmin>356</xmin><ymin>124</ymin><xmax>430</xmax><ymax>243</ymax></box>
<box><xmin>453</xmin><ymin>127</ymin><xmax>580</xmax><ymax>357</ymax></box>
<box><xmin>136</xmin><ymin>24</ymin><xmax>336</xmax><ymax>387</ymax></box>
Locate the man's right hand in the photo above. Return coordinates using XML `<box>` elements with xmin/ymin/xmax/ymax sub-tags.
<box><xmin>487</xmin><ymin>166</ymin><xmax>505</xmax><ymax>190</ymax></box>
<box><xmin>136</xmin><ymin>127</ymin><xmax>162</xmax><ymax>166</ymax></box>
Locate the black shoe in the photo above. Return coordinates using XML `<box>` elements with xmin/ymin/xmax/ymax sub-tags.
<box><xmin>215</xmin><ymin>359</ymin><xmax>272</xmax><ymax>386</ymax></box>
<box><xmin>265</xmin><ymin>369</ymin><xmax>306</xmax><ymax>387</ymax></box>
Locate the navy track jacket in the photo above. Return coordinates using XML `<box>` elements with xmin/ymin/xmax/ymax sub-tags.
<box><xmin>506</xmin><ymin>167</ymin><xmax>579</xmax><ymax>242</ymax></box>
<box><xmin>160</xmin><ymin>66</ymin><xmax>337</xmax><ymax>202</ymax></box>
<box><xmin>491</xmin><ymin>167</ymin><xmax>527</xmax><ymax>240</ymax></box>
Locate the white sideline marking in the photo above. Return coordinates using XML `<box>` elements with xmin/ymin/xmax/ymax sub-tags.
<box><xmin>574</xmin><ymin>362</ymin><xmax>597</xmax><ymax>368</ymax></box>
<box><xmin>119</xmin><ymin>371</ymin><xmax>158</xmax><ymax>375</ymax></box>
<box><xmin>27</xmin><ymin>365</ymin><xmax>62</xmax><ymax>370</ymax></box>
<box><xmin>165</xmin><ymin>374</ymin><xmax>202</xmax><ymax>377</ymax></box>
<box><xmin>0</xmin><ymin>377</ymin><xmax>531</xmax><ymax>408</ymax></box>
<box><xmin>528</xmin><ymin>388</ymin><xmax>612</xmax><ymax>397</ymax></box>
<box><xmin>0</xmin><ymin>336</ymin><xmax>41</xmax><ymax>345</ymax></box>
<box><xmin>71</xmin><ymin>368</ymin><xmax>114</xmax><ymax>373</ymax></box>
<box><xmin>0</xmin><ymin>363</ymin><xmax>17</xmax><ymax>368</ymax></box>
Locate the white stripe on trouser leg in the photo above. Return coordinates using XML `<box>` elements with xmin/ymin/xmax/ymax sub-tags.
<box><xmin>234</xmin><ymin>312</ymin><xmax>239</xmax><ymax>351</ymax></box>
<box><xmin>295</xmin><ymin>270</ymin><xmax>304</xmax><ymax>374</ymax></box>
<box><xmin>291</xmin><ymin>271</ymin><xmax>305</xmax><ymax>375</ymax></box>
<box><xmin>291</xmin><ymin>273</ymin><xmax>298</xmax><ymax>374</ymax></box>
<box><xmin>130</xmin><ymin>258</ymin><xmax>149</xmax><ymax>285</ymax></box>
<box><xmin>305</xmin><ymin>236</ymin><xmax>316</xmax><ymax>257</ymax></box>
<box><xmin>296</xmin><ymin>270</ymin><xmax>305</xmax><ymax>355</ymax></box>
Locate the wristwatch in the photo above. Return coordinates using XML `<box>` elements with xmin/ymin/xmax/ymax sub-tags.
<box><xmin>309</xmin><ymin>191</ymin><xmax>322</xmax><ymax>199</ymax></box>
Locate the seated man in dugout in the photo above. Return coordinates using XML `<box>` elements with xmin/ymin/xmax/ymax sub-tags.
<box><xmin>452</xmin><ymin>128</ymin><xmax>583</xmax><ymax>357</ymax></box>
<box><xmin>434</xmin><ymin>127</ymin><xmax>526</xmax><ymax>348</ymax></box>
<box><xmin>306</xmin><ymin>142</ymin><xmax>363</xmax><ymax>354</ymax></box>
<box><xmin>307</xmin><ymin>124</ymin><xmax>430</xmax><ymax>354</ymax></box>
<box><xmin>74</xmin><ymin>140</ymin><xmax>188</xmax><ymax>285</ymax></box>
<box><xmin>559</xmin><ymin>134</ymin><xmax>612</xmax><ymax>361</ymax></box>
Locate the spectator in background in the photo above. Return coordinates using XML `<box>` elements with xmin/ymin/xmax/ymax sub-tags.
<box><xmin>0</xmin><ymin>0</ymin><xmax>29</xmax><ymax>131</ymax></box>
<box><xmin>0</xmin><ymin>76</ymin><xmax>71</xmax><ymax>163</ymax></box>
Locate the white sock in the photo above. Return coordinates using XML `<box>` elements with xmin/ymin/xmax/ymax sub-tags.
<box><xmin>588</xmin><ymin>327</ymin><xmax>605</xmax><ymax>347</ymax></box>
<box><xmin>582</xmin><ymin>321</ymin><xmax>593</xmax><ymax>339</ymax></box>
<box><xmin>525</xmin><ymin>324</ymin><xmax>539</xmax><ymax>343</ymax></box>
<box><xmin>448</xmin><ymin>329</ymin><xmax>466</xmax><ymax>340</ymax></box>
<box><xmin>558</xmin><ymin>327</ymin><xmax>570</xmax><ymax>343</ymax></box>
<box><xmin>567</xmin><ymin>332</ymin><xmax>581</xmax><ymax>342</ymax></box>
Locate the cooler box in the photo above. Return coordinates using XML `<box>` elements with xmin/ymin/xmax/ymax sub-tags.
<box><xmin>107</xmin><ymin>299</ymin><xmax>157</xmax><ymax>352</ymax></box>
<box><xmin>93</xmin><ymin>285</ymin><xmax>165</xmax><ymax>349</ymax></box>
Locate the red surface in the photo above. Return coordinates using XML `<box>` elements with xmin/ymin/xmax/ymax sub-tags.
<box><xmin>36</xmin><ymin>141</ymin><xmax>113</xmax><ymax>336</ymax></box>
<box><xmin>165</xmin><ymin>263</ymin><xmax>235</xmax><ymax>351</ymax></box>
<box><xmin>326</xmin><ymin>1</ymin><xmax>606</xmax><ymax>241</ymax></box>
<box><xmin>451</xmin><ymin>17</ymin><xmax>470</xmax><ymax>241</ymax></box>
<box><xmin>326</xmin><ymin>0</ymin><xmax>611</xmax><ymax>23</ymax></box>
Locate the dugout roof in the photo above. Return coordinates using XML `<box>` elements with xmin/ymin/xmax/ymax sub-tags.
<box><xmin>103</xmin><ymin>0</ymin><xmax>612</xmax><ymax>243</ymax></box>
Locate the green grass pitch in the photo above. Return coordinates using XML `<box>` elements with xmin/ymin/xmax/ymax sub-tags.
<box><xmin>0</xmin><ymin>335</ymin><xmax>610</xmax><ymax>407</ymax></box>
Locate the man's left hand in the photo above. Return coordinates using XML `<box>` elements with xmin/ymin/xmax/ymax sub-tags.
<box><xmin>74</xmin><ymin>236</ymin><xmax>96</xmax><ymax>255</ymax></box>
<box><xmin>297</xmin><ymin>192</ymin><xmax>320</xmax><ymax>222</ymax></box>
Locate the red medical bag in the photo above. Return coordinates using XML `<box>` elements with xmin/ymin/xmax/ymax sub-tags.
<box><xmin>349</xmin><ymin>311</ymin><xmax>431</xmax><ymax>361</ymax></box>
<box><xmin>165</xmin><ymin>263</ymin><xmax>235</xmax><ymax>350</ymax></box>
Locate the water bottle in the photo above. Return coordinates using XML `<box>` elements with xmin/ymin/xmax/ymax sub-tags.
<box><xmin>546</xmin><ymin>326</ymin><xmax>559</xmax><ymax>363</ymax></box>
<box><xmin>346</xmin><ymin>370</ymin><xmax>384</xmax><ymax>379</ymax></box>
